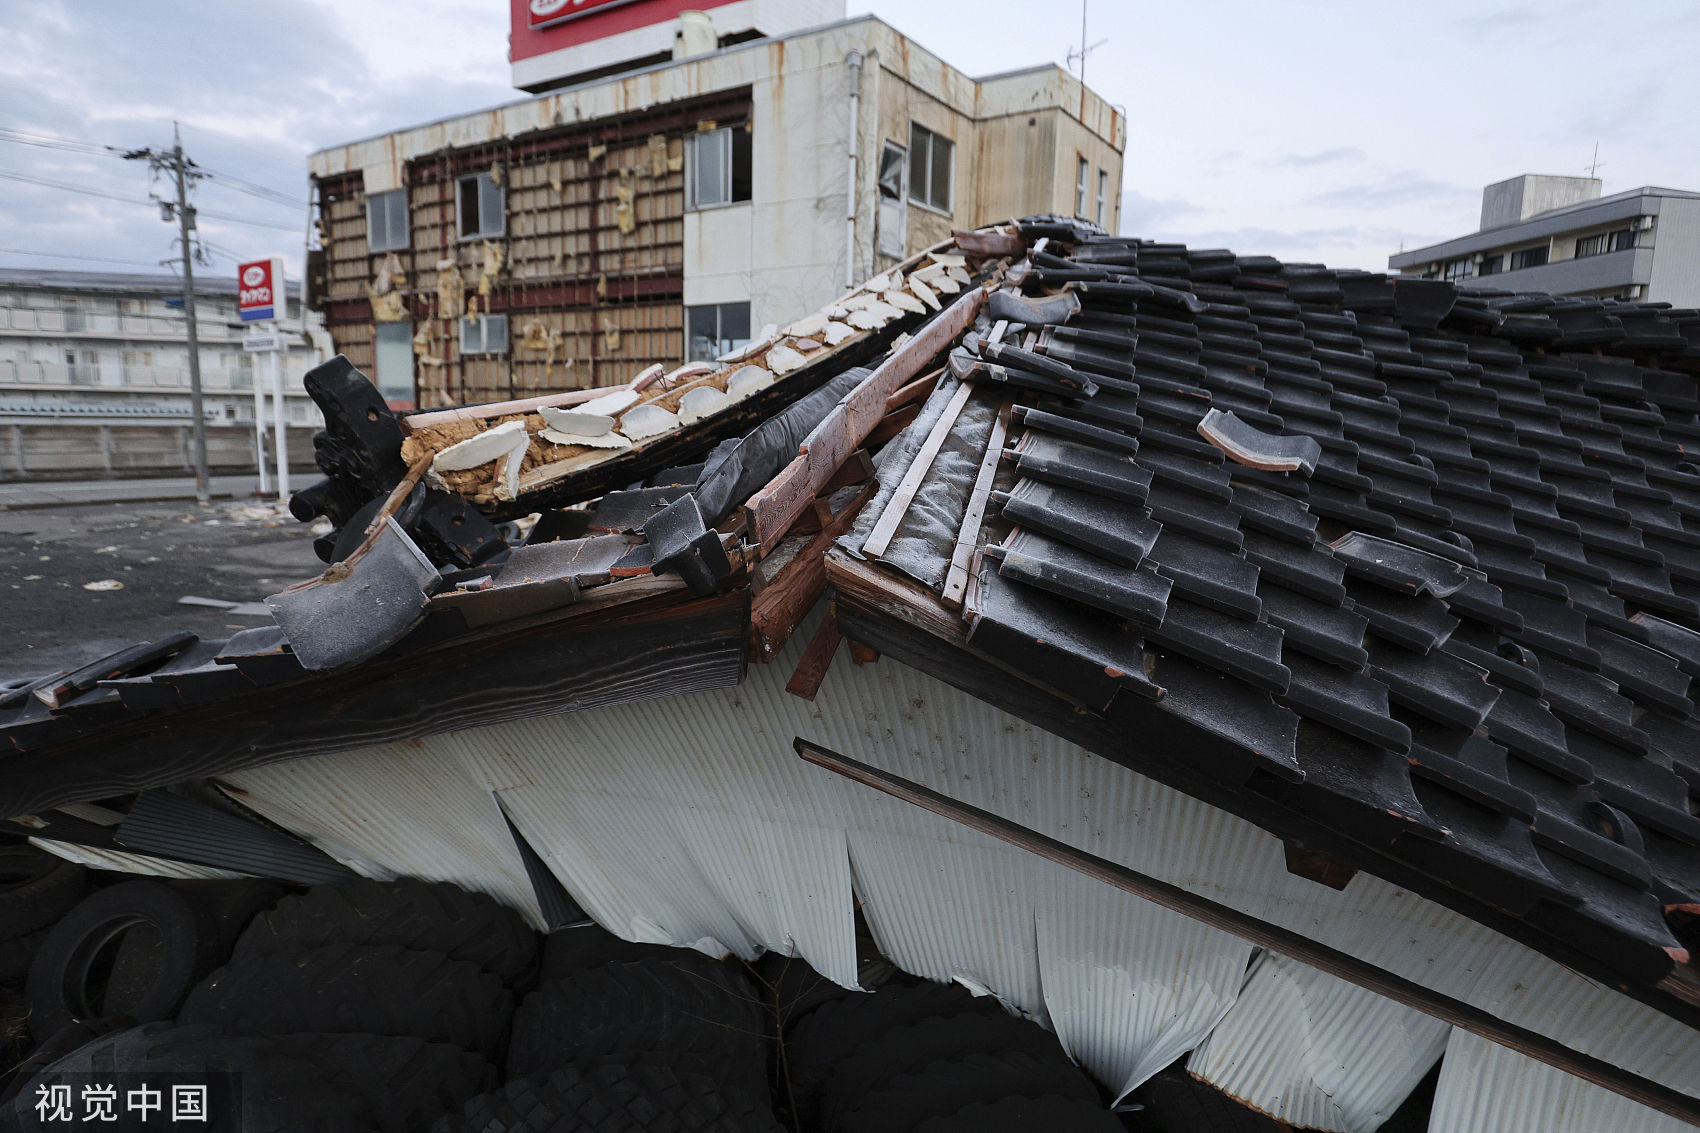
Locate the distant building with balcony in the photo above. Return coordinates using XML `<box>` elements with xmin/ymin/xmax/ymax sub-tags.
<box><xmin>1388</xmin><ymin>176</ymin><xmax>1700</xmax><ymax>307</ymax></box>
<box><xmin>0</xmin><ymin>269</ymin><xmax>327</xmax><ymax>479</ymax></box>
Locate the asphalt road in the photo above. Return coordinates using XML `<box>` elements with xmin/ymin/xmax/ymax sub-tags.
<box><xmin>0</xmin><ymin>489</ymin><xmax>327</xmax><ymax>683</ymax></box>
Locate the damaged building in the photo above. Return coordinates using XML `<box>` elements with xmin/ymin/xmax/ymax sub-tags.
<box><xmin>306</xmin><ymin>1</ymin><xmax>1124</xmax><ymax>411</ymax></box>
<box><xmin>4</xmin><ymin>218</ymin><xmax>1700</xmax><ymax>1132</ymax></box>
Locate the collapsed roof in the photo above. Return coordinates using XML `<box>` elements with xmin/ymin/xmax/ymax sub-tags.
<box><xmin>5</xmin><ymin>219</ymin><xmax>1700</xmax><ymax>1128</ymax></box>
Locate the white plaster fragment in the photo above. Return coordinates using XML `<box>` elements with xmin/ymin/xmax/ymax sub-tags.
<box><xmin>678</xmin><ymin>385</ymin><xmax>731</xmax><ymax>425</ymax></box>
<box><xmin>539</xmin><ymin>429</ymin><xmax>632</xmax><ymax>450</ymax></box>
<box><xmin>930</xmin><ymin>252</ymin><xmax>967</xmax><ymax>268</ymax></box>
<box><xmin>863</xmin><ymin>272</ymin><xmax>891</xmax><ymax>293</ymax></box>
<box><xmin>947</xmin><ymin>266</ymin><xmax>971</xmax><ymax>284</ymax></box>
<box><xmin>910</xmin><ymin>262</ymin><xmax>946</xmax><ymax>283</ymax></box>
<box><xmin>718</xmin><ymin>325</ymin><xmax>779</xmax><ymax>363</ymax></box>
<box><xmin>618</xmin><ymin>402</ymin><xmax>680</xmax><ymax>441</ymax></box>
<box><xmin>540</xmin><ymin>405</ymin><xmax>614</xmax><ymax>437</ymax></box>
<box><xmin>932</xmin><ymin>274</ymin><xmax>962</xmax><ymax>295</ymax></box>
<box><xmin>823</xmin><ymin>321</ymin><xmax>856</xmax><ymax>346</ymax></box>
<box><xmin>847</xmin><ymin>308</ymin><xmax>888</xmax><ymax>330</ymax></box>
<box><xmin>840</xmin><ymin>293</ymin><xmax>875</xmax><ymax>312</ymax></box>
<box><xmin>884</xmin><ymin>290</ymin><xmax>925</xmax><ymax>314</ymax></box>
<box><xmin>432</xmin><ymin>420</ymin><xmax>528</xmax><ymax>473</ymax></box>
<box><xmin>783</xmin><ymin>312</ymin><xmax>828</xmax><ymax>338</ymax></box>
<box><xmin>664</xmin><ymin>362</ymin><xmax>716</xmax><ymax>387</ymax></box>
<box><xmin>766</xmin><ymin>344</ymin><xmax>808</xmax><ymax>375</ymax></box>
<box><xmin>908</xmin><ymin>278</ymin><xmax>941</xmax><ymax>311</ymax></box>
<box><xmin>726</xmin><ymin>366</ymin><xmax>774</xmax><ymax>400</ymax></box>
<box><xmin>825</xmin><ymin>305</ymin><xmax>850</xmax><ymax>320</ymax></box>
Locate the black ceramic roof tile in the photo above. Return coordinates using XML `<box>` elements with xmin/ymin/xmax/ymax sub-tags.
<box><xmin>1280</xmin><ymin>654</ymin><xmax>1410</xmax><ymax>751</ymax></box>
<box><xmin>1011</xmin><ymin>432</ymin><xmax>1151</xmax><ymax>504</ymax></box>
<box><xmin>1142</xmin><ymin>596</ymin><xmax>1289</xmax><ymax>694</ymax></box>
<box><xmin>1370</xmin><ymin>641</ymin><xmax>1502</xmax><ymax>731</ymax></box>
<box><xmin>994</xmin><ymin>479</ymin><xmax>1161</xmax><ymax>568</ymax></box>
<box><xmin>1346</xmin><ymin>583</ymin><xmax>1460</xmax><ymax>653</ymax></box>
<box><xmin>990</xmin><ymin>528</ymin><xmax>1171</xmax><ymax>628</ymax></box>
<box><xmin>1145</xmin><ymin>530</ymin><xmax>1262</xmax><ymax>619</ymax></box>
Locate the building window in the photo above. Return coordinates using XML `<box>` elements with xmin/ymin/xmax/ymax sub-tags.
<box><xmin>1509</xmin><ymin>245</ymin><xmax>1548</xmax><ymax>271</ymax></box>
<box><xmin>686</xmin><ymin>125</ymin><xmax>752</xmax><ymax>210</ymax></box>
<box><xmin>1442</xmin><ymin>257</ymin><xmax>1474</xmax><ymax>281</ymax></box>
<box><xmin>367</xmin><ymin>189</ymin><xmax>409</xmax><ymax>252</ymax></box>
<box><xmin>908</xmin><ymin>123</ymin><xmax>953</xmax><ymax>213</ymax></box>
<box><xmin>1075</xmin><ymin>157</ymin><xmax>1090</xmax><ymax>219</ymax></box>
<box><xmin>230</xmin><ymin>352</ymin><xmax>254</xmax><ymax>389</ymax></box>
<box><xmin>1607</xmin><ymin>228</ymin><xmax>1638</xmax><ymax>253</ymax></box>
<box><xmin>1574</xmin><ymin>233</ymin><xmax>1607</xmax><ymax>259</ymax></box>
<box><xmin>1479</xmin><ymin>255</ymin><xmax>1503</xmax><ymax>276</ymax></box>
<box><xmin>456</xmin><ymin>173</ymin><xmax>504</xmax><ymax>240</ymax></box>
<box><xmin>374</xmin><ymin>321</ymin><xmax>414</xmax><ymax>403</ymax></box>
<box><xmin>1095</xmin><ymin>169</ymin><xmax>1108</xmax><ymax>226</ymax></box>
<box><xmin>460</xmin><ymin>313</ymin><xmax>508</xmax><ymax>355</ymax></box>
<box><xmin>686</xmin><ymin>302</ymin><xmax>750</xmax><ymax>362</ymax></box>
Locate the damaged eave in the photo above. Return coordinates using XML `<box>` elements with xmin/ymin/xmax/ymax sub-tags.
<box><xmin>0</xmin><ymin>580</ymin><xmax>746</xmax><ymax>818</ymax></box>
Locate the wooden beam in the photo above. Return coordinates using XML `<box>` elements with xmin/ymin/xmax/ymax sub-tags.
<box><xmin>743</xmin><ymin>283</ymin><xmax>988</xmax><ymax>549</ymax></box>
<box><xmin>861</xmin><ymin>380</ymin><xmax>975</xmax><ymax>559</ymax></box>
<box><xmin>748</xmin><ymin>483</ymin><xmax>876</xmax><ymax>661</ymax></box>
<box><xmin>941</xmin><ymin>402</ymin><xmax>1011</xmax><ymax>606</ymax></box>
<box><xmin>785</xmin><ymin>608</ymin><xmax>842</xmax><ymax>701</ymax></box>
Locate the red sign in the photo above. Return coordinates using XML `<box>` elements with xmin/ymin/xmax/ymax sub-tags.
<box><xmin>237</xmin><ymin>257</ymin><xmax>285</xmax><ymax>322</ymax></box>
<box><xmin>510</xmin><ymin>0</ymin><xmax>739</xmax><ymax>63</ymax></box>
<box><xmin>528</xmin><ymin>0</ymin><xmax>635</xmax><ymax>29</ymax></box>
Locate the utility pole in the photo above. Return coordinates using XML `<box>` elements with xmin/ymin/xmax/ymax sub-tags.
<box><xmin>126</xmin><ymin>124</ymin><xmax>210</xmax><ymax>504</ymax></box>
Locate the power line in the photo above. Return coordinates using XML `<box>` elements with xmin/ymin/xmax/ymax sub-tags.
<box><xmin>0</xmin><ymin>247</ymin><xmax>175</xmax><ymax>268</ymax></box>
<box><xmin>199</xmin><ymin>168</ymin><xmax>307</xmax><ymax>210</ymax></box>
<box><xmin>0</xmin><ymin>126</ymin><xmax>124</xmax><ymax>159</ymax></box>
<box><xmin>0</xmin><ymin>168</ymin><xmax>300</xmax><ymax>230</ymax></box>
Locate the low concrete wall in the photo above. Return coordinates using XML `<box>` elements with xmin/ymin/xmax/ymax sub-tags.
<box><xmin>0</xmin><ymin>422</ymin><xmax>319</xmax><ymax>482</ymax></box>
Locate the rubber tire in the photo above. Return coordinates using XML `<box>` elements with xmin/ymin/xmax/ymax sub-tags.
<box><xmin>914</xmin><ymin>1094</ymin><xmax>1123</xmax><ymax>1133</ymax></box>
<box><xmin>752</xmin><ymin>953</ymin><xmax>849</xmax><ymax>1035</ymax></box>
<box><xmin>236</xmin><ymin>878</ymin><xmax>537</xmax><ymax>984</ymax></box>
<box><xmin>782</xmin><ymin>982</ymin><xmax>1002</xmax><ymax>1124</ymax></box>
<box><xmin>1133</xmin><ymin>1068</ymin><xmax>1289</xmax><ymax>1132</ymax></box>
<box><xmin>180</xmin><ymin>942</ymin><xmax>513</xmax><ymax>1056</ymax></box>
<box><xmin>0</xmin><ymin>845</ymin><xmax>86</xmax><ymax>940</ymax></box>
<box><xmin>0</xmin><ymin>927</ymin><xmax>46</xmax><ymax>989</ymax></box>
<box><xmin>819</xmin><ymin>1014</ymin><xmax>1084</xmax><ymax>1131</ymax></box>
<box><xmin>434</xmin><ymin>1055</ymin><xmax>783</xmax><ymax>1133</ymax></box>
<box><xmin>9</xmin><ymin>1022</ymin><xmax>377</xmax><ymax>1133</ymax></box>
<box><xmin>24</xmin><ymin>880</ymin><xmax>216</xmax><ymax>1042</ymax></box>
<box><xmin>834</xmin><ymin>1050</ymin><xmax>1100</xmax><ymax>1133</ymax></box>
<box><xmin>507</xmin><ymin>958</ymin><xmax>765</xmax><ymax>1091</ymax></box>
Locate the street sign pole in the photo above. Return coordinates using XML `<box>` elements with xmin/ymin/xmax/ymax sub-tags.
<box><xmin>251</xmin><ymin>350</ymin><xmax>270</xmax><ymax>496</ymax></box>
<box><xmin>271</xmin><ymin>347</ymin><xmax>289</xmax><ymax>503</ymax></box>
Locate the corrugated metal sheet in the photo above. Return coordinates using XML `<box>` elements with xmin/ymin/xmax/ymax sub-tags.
<box><xmin>221</xmin><ymin>740</ymin><xmax>544</xmax><ymax>927</ymax></box>
<box><xmin>29</xmin><ymin>838</ymin><xmax>247</xmax><ymax>880</ymax></box>
<box><xmin>215</xmin><ymin>616</ymin><xmax>1700</xmax><ymax>1106</ymax></box>
<box><xmin>1430</xmin><ymin>1030</ymin><xmax>1693</xmax><ymax>1133</ymax></box>
<box><xmin>1188</xmin><ymin>952</ymin><xmax>1451</xmax><ymax>1132</ymax></box>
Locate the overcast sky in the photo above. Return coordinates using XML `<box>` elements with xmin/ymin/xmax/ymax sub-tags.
<box><xmin>2</xmin><ymin>1</ymin><xmax>1695</xmax><ymax>284</ymax></box>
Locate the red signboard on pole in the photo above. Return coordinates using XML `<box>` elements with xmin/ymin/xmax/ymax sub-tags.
<box><xmin>237</xmin><ymin>257</ymin><xmax>286</xmax><ymax>322</ymax></box>
<box><xmin>528</xmin><ymin>0</ymin><xmax>638</xmax><ymax>29</ymax></box>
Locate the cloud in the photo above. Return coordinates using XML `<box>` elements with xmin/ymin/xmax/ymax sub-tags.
<box><xmin>1117</xmin><ymin>188</ymin><xmax>1203</xmax><ymax>237</ymax></box>
<box><xmin>1271</xmin><ymin>146</ymin><xmax>1364</xmax><ymax>168</ymax></box>
<box><xmin>1306</xmin><ymin>171</ymin><xmax>1473</xmax><ymax>211</ymax></box>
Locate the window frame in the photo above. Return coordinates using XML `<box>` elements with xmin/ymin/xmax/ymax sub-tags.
<box><xmin>459</xmin><ymin>312</ymin><xmax>509</xmax><ymax>355</ymax></box>
<box><xmin>367</xmin><ymin>189</ymin><xmax>410</xmax><ymax>252</ymax></box>
<box><xmin>1478</xmin><ymin>254</ymin><xmax>1504</xmax><ymax>276</ymax></box>
<box><xmin>1574</xmin><ymin>233</ymin><xmax>1607</xmax><ymax>259</ymax></box>
<box><xmin>906</xmin><ymin>122</ymin><xmax>954</xmax><ymax>214</ymax></box>
<box><xmin>685</xmin><ymin>125</ymin><xmax>752</xmax><ymax>211</ymax></box>
<box><xmin>1076</xmin><ymin>157</ymin><xmax>1090</xmax><ymax>219</ymax></box>
<box><xmin>685</xmin><ymin>301</ymin><xmax>752</xmax><ymax>363</ymax></box>
<box><xmin>1509</xmin><ymin>244</ymin><xmax>1549</xmax><ymax>271</ymax></box>
<box><xmin>455</xmin><ymin>173</ymin><xmax>504</xmax><ymax>242</ymax></box>
<box><xmin>1607</xmin><ymin>228</ymin><xmax>1638</xmax><ymax>253</ymax></box>
<box><xmin>1095</xmin><ymin>168</ymin><xmax>1108</xmax><ymax>226</ymax></box>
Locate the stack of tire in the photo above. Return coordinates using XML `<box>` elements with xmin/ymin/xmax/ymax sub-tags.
<box><xmin>0</xmin><ymin>845</ymin><xmax>89</xmax><ymax>1091</ymax></box>
<box><xmin>10</xmin><ymin>877</ymin><xmax>536</xmax><ymax>1133</ymax></box>
<box><xmin>433</xmin><ymin>940</ymin><xmax>780</xmax><ymax>1133</ymax></box>
<box><xmin>779</xmin><ymin>981</ymin><xmax>1121</xmax><ymax>1133</ymax></box>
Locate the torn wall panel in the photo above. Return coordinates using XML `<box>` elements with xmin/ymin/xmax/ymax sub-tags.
<box><xmin>1429</xmin><ymin>1030</ymin><xmax>1693</xmax><ymax>1133</ymax></box>
<box><xmin>1188</xmin><ymin>952</ymin><xmax>1451</xmax><ymax>1133</ymax></box>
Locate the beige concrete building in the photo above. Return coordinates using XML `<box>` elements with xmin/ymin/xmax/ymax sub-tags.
<box><xmin>306</xmin><ymin>7</ymin><xmax>1125</xmax><ymax>410</ymax></box>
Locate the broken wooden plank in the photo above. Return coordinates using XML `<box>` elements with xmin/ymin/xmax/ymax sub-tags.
<box><xmin>884</xmin><ymin>369</ymin><xmax>942</xmax><ymax>415</ymax></box>
<box><xmin>785</xmin><ymin>608</ymin><xmax>842</xmax><ymax>701</ymax></box>
<box><xmin>941</xmin><ymin>402</ymin><xmax>1012</xmax><ymax>606</ymax></box>
<box><xmin>403</xmin><ymin>385</ymin><xmax>626</xmax><ymax>432</ymax></box>
<box><xmin>749</xmin><ymin>483</ymin><xmax>876</xmax><ymax>661</ymax></box>
<box><xmin>863</xmin><ymin>403</ymin><xmax>920</xmax><ymax>449</ymax></box>
<box><xmin>861</xmin><ymin>380</ymin><xmax>975</xmax><ymax>559</ymax></box>
<box><xmin>743</xmin><ymin>283</ymin><xmax>989</xmax><ymax>549</ymax></box>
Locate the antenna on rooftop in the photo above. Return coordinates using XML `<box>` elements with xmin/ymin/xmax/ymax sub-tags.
<box><xmin>1586</xmin><ymin>142</ymin><xmax>1606</xmax><ymax>179</ymax></box>
<box><xmin>1067</xmin><ymin>0</ymin><xmax>1108</xmax><ymax>84</ymax></box>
